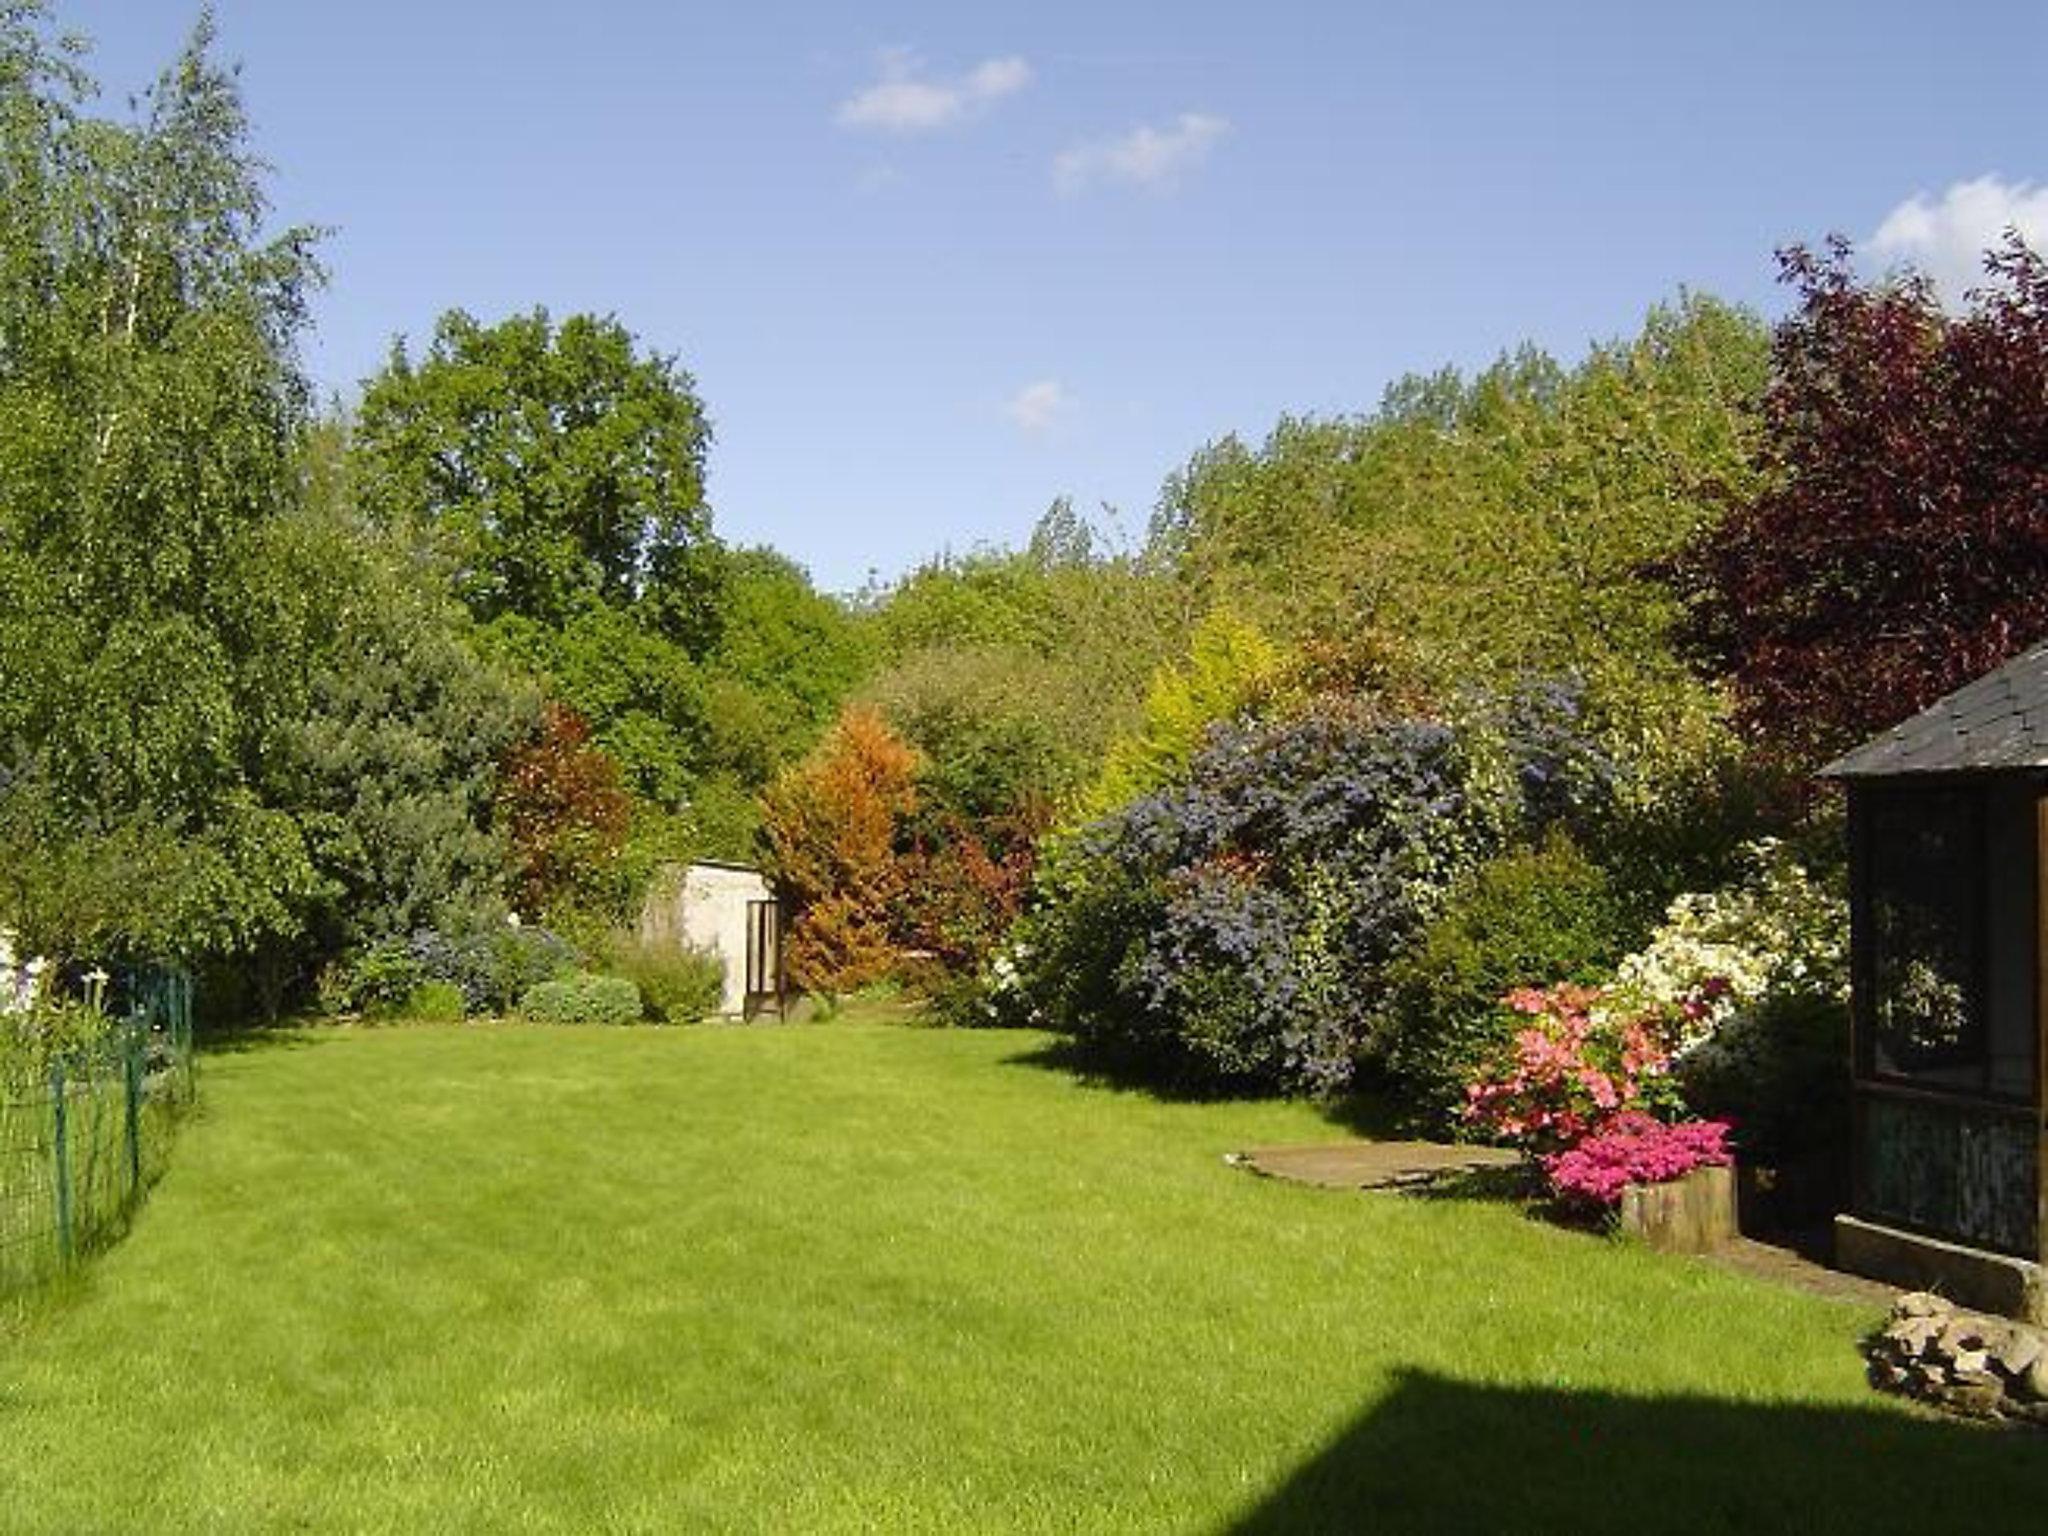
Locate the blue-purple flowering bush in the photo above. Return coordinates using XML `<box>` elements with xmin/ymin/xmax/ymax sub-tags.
<box><xmin>993</xmin><ymin>680</ymin><xmax>1614</xmax><ymax>1095</ymax></box>
<box><xmin>321</xmin><ymin>913</ymin><xmax>577</xmax><ymax>1017</ymax></box>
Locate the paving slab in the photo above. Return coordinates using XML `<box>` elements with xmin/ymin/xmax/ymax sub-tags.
<box><xmin>1232</xmin><ymin>1140</ymin><xmax>1520</xmax><ymax>1190</ymax></box>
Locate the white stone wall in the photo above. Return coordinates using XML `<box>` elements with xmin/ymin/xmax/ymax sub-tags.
<box><xmin>639</xmin><ymin>863</ymin><xmax>776</xmax><ymax>1016</ymax></box>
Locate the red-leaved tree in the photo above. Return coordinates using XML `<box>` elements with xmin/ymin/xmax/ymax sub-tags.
<box><xmin>899</xmin><ymin>799</ymin><xmax>1053</xmax><ymax>975</ymax></box>
<box><xmin>497</xmin><ymin>702</ymin><xmax>632</xmax><ymax>917</ymax></box>
<box><xmin>1673</xmin><ymin>235</ymin><xmax>2048</xmax><ymax>769</ymax></box>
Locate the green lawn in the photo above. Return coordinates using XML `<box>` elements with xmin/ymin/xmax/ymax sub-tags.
<box><xmin>3</xmin><ymin>1016</ymin><xmax>2042</xmax><ymax>1534</ymax></box>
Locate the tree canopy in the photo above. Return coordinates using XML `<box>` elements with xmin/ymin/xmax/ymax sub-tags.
<box><xmin>352</xmin><ymin>310</ymin><xmax>869</xmax><ymax>857</ymax></box>
<box><xmin>0</xmin><ymin>6</ymin><xmax>327</xmax><ymax>965</ymax></box>
<box><xmin>1673</xmin><ymin>236</ymin><xmax>2048</xmax><ymax>769</ymax></box>
<box><xmin>354</xmin><ymin>308</ymin><xmax>722</xmax><ymax>647</ymax></box>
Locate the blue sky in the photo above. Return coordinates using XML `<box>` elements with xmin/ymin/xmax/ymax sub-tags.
<box><xmin>60</xmin><ymin>1</ymin><xmax>2048</xmax><ymax>591</ymax></box>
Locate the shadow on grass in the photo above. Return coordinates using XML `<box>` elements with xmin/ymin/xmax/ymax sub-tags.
<box><xmin>195</xmin><ymin>1019</ymin><xmax>330</xmax><ymax>1058</ymax></box>
<box><xmin>1398</xmin><ymin>1162</ymin><xmax>1545</xmax><ymax>1205</ymax></box>
<box><xmin>996</xmin><ymin>1038</ymin><xmax>1223</xmax><ymax>1101</ymax></box>
<box><xmin>1223</xmin><ymin>1369</ymin><xmax>2042</xmax><ymax>1536</ymax></box>
<box><xmin>997</xmin><ymin>1037</ymin><xmax>1417</xmax><ymax>1140</ymax></box>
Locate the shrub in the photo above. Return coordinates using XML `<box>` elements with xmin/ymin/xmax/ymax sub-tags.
<box><xmin>322</xmin><ymin>940</ymin><xmax>425</xmax><ymax>1016</ymax></box>
<box><xmin>1607</xmin><ymin>839</ymin><xmax>1850</xmax><ymax>1168</ymax></box>
<box><xmin>1461</xmin><ymin>985</ymin><xmax>1683</xmax><ymax>1156</ymax></box>
<box><xmin>1003</xmin><ymin>683</ymin><xmax>1613</xmax><ymax>1096</ymax></box>
<box><xmin>600</xmin><ymin>932</ymin><xmax>725</xmax><ymax>1023</ymax></box>
<box><xmin>1076</xmin><ymin>608</ymin><xmax>1290</xmax><ymax>821</ymax></box>
<box><xmin>396</xmin><ymin>981</ymin><xmax>467</xmax><ymax>1023</ymax></box>
<box><xmin>759</xmin><ymin>706</ymin><xmax>921</xmax><ymax>995</ymax></box>
<box><xmin>1676</xmin><ymin>990</ymin><xmax>1848</xmax><ymax>1176</ymax></box>
<box><xmin>897</xmin><ymin>804</ymin><xmax>1049</xmax><ymax>977</ymax></box>
<box><xmin>407</xmin><ymin>916</ymin><xmax>578</xmax><ymax>1016</ymax></box>
<box><xmin>1373</xmin><ymin>832</ymin><xmax>1638</xmax><ymax>1129</ymax></box>
<box><xmin>518</xmin><ymin>972</ymin><xmax>643</xmax><ymax>1026</ymax></box>
<box><xmin>1545</xmin><ymin>1112</ymin><xmax>1732</xmax><ymax>1209</ymax></box>
<box><xmin>497</xmin><ymin>702</ymin><xmax>634</xmax><ymax>919</ymax></box>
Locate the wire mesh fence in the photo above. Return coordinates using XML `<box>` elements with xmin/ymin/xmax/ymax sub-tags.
<box><xmin>0</xmin><ymin>970</ymin><xmax>196</xmax><ymax>1297</ymax></box>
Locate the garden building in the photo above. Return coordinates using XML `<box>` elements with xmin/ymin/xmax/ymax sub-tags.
<box><xmin>638</xmin><ymin>861</ymin><xmax>786</xmax><ymax>1019</ymax></box>
<box><xmin>1822</xmin><ymin>641</ymin><xmax>2048</xmax><ymax>1318</ymax></box>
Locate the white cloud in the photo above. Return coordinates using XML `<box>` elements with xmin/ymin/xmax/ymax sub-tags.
<box><xmin>1005</xmin><ymin>379</ymin><xmax>1072</xmax><ymax>435</ymax></box>
<box><xmin>837</xmin><ymin>49</ymin><xmax>1032</xmax><ymax>134</ymax></box>
<box><xmin>1053</xmin><ymin>113</ymin><xmax>1230</xmax><ymax>195</ymax></box>
<box><xmin>1868</xmin><ymin>175</ymin><xmax>2048</xmax><ymax>309</ymax></box>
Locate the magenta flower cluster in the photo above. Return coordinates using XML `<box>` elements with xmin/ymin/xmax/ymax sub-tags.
<box><xmin>1544</xmin><ymin>1112</ymin><xmax>1733</xmax><ymax>1209</ymax></box>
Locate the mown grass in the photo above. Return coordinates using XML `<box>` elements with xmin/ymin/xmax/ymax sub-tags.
<box><xmin>2</xmin><ymin>1014</ymin><xmax>2042</xmax><ymax>1533</ymax></box>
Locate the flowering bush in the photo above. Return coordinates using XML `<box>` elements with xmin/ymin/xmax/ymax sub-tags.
<box><xmin>1609</xmin><ymin>838</ymin><xmax>1846</xmax><ymax>1058</ymax></box>
<box><xmin>998</xmin><ymin>684</ymin><xmax>1611</xmax><ymax>1094</ymax></box>
<box><xmin>0</xmin><ymin>965</ymin><xmax>117</xmax><ymax>1080</ymax></box>
<box><xmin>1545</xmin><ymin>1112</ymin><xmax>1732</xmax><ymax>1209</ymax></box>
<box><xmin>1461</xmin><ymin>984</ymin><xmax>1682</xmax><ymax>1155</ymax></box>
<box><xmin>1606</xmin><ymin>839</ymin><xmax>1849</xmax><ymax>1170</ymax></box>
<box><xmin>0</xmin><ymin>931</ymin><xmax>38</xmax><ymax>1016</ymax></box>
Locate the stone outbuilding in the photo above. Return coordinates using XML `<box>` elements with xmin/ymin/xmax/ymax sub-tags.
<box><xmin>1822</xmin><ymin>641</ymin><xmax>2048</xmax><ymax>1318</ymax></box>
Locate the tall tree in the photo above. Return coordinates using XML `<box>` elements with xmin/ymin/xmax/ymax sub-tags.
<box><xmin>0</xmin><ymin>5</ymin><xmax>328</xmax><ymax>963</ymax></box>
<box><xmin>1673</xmin><ymin>237</ymin><xmax>2048</xmax><ymax>769</ymax></box>
<box><xmin>1147</xmin><ymin>296</ymin><xmax>1769</xmax><ymax>703</ymax></box>
<box><xmin>353</xmin><ymin>308</ymin><xmax>723</xmax><ymax>650</ymax></box>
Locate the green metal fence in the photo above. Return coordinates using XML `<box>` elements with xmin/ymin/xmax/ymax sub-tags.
<box><xmin>0</xmin><ymin>970</ymin><xmax>197</xmax><ymax>1297</ymax></box>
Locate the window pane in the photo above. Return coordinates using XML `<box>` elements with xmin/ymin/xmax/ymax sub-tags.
<box><xmin>1866</xmin><ymin>791</ymin><xmax>1984</xmax><ymax>1085</ymax></box>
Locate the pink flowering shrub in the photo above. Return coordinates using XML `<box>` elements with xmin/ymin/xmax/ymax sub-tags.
<box><xmin>1544</xmin><ymin>1112</ymin><xmax>1732</xmax><ymax>1209</ymax></box>
<box><xmin>1460</xmin><ymin>983</ymin><xmax>1682</xmax><ymax>1156</ymax></box>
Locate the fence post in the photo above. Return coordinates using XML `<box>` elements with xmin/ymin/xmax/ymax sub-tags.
<box><xmin>124</xmin><ymin>1027</ymin><xmax>143</xmax><ymax>1196</ymax></box>
<box><xmin>49</xmin><ymin>1058</ymin><xmax>73</xmax><ymax>1265</ymax></box>
<box><xmin>174</xmin><ymin>970</ymin><xmax>195</xmax><ymax>1102</ymax></box>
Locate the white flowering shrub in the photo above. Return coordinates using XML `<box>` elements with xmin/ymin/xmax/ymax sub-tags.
<box><xmin>1610</xmin><ymin>840</ymin><xmax>1850</xmax><ymax>1168</ymax></box>
<box><xmin>1612</xmin><ymin>838</ymin><xmax>1847</xmax><ymax>1054</ymax></box>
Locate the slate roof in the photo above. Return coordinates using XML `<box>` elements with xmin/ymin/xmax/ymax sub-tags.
<box><xmin>1821</xmin><ymin>641</ymin><xmax>2048</xmax><ymax>779</ymax></box>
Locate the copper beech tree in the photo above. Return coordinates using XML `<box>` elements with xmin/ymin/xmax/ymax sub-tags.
<box><xmin>1674</xmin><ymin>235</ymin><xmax>2048</xmax><ymax>770</ymax></box>
<box><xmin>496</xmin><ymin>703</ymin><xmax>632</xmax><ymax>918</ymax></box>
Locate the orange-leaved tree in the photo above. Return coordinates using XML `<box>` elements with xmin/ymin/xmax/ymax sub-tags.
<box><xmin>759</xmin><ymin>706</ymin><xmax>921</xmax><ymax>995</ymax></box>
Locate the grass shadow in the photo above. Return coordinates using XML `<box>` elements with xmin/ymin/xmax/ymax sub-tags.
<box><xmin>195</xmin><ymin>1019</ymin><xmax>331</xmax><ymax>1058</ymax></box>
<box><xmin>1398</xmin><ymin>1162</ymin><xmax>1544</xmax><ymax>1205</ymax></box>
<box><xmin>995</xmin><ymin>1037</ymin><xmax>1262</xmax><ymax>1106</ymax></box>
<box><xmin>999</xmin><ymin>1037</ymin><xmax>1432</xmax><ymax>1145</ymax></box>
<box><xmin>1313</xmin><ymin>1085</ymin><xmax>1416</xmax><ymax>1140</ymax></box>
<box><xmin>1222</xmin><ymin>1368</ymin><xmax>2042</xmax><ymax>1535</ymax></box>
